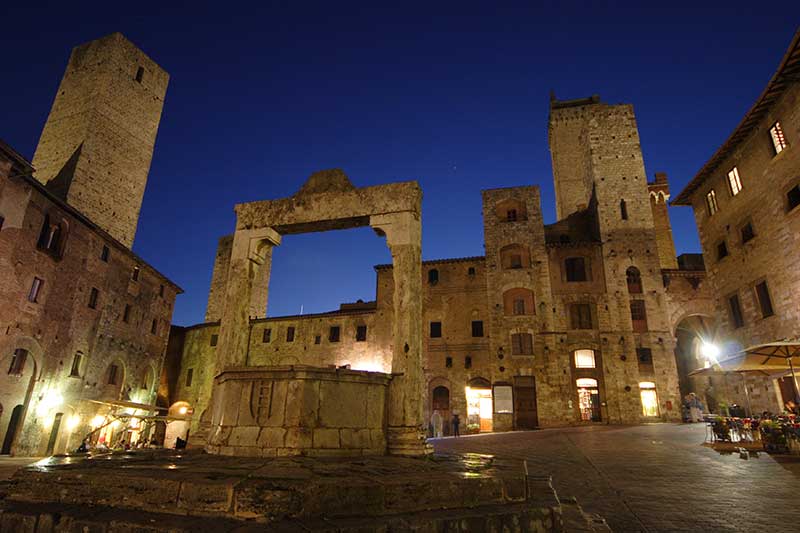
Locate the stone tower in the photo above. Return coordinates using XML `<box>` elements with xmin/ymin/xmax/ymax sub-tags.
<box><xmin>32</xmin><ymin>32</ymin><xmax>169</xmax><ymax>248</ymax></box>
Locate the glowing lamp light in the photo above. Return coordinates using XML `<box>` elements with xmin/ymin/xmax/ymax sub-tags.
<box><xmin>129</xmin><ymin>417</ymin><xmax>140</xmax><ymax>429</ymax></box>
<box><xmin>66</xmin><ymin>414</ymin><xmax>81</xmax><ymax>432</ymax></box>
<box><xmin>701</xmin><ymin>342</ymin><xmax>720</xmax><ymax>361</ymax></box>
<box><xmin>350</xmin><ymin>360</ymin><xmax>386</xmax><ymax>373</ymax></box>
<box><xmin>36</xmin><ymin>390</ymin><xmax>63</xmax><ymax>418</ymax></box>
<box><xmin>178</xmin><ymin>406</ymin><xmax>188</xmax><ymax>415</ymax></box>
<box><xmin>91</xmin><ymin>415</ymin><xmax>106</xmax><ymax>429</ymax></box>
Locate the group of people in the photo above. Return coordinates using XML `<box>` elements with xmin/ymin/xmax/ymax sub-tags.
<box><xmin>430</xmin><ymin>409</ymin><xmax>460</xmax><ymax>438</ymax></box>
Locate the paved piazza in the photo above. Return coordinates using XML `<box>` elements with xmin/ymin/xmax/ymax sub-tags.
<box><xmin>434</xmin><ymin>423</ymin><xmax>800</xmax><ymax>532</ymax></box>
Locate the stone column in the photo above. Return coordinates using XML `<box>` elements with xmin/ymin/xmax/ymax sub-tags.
<box><xmin>371</xmin><ymin>212</ymin><xmax>429</xmax><ymax>455</ymax></box>
<box><xmin>215</xmin><ymin>227</ymin><xmax>281</xmax><ymax>371</ymax></box>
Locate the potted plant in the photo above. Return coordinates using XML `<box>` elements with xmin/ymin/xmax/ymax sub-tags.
<box><xmin>760</xmin><ymin>420</ymin><xmax>789</xmax><ymax>453</ymax></box>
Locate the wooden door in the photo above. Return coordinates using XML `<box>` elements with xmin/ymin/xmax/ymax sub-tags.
<box><xmin>514</xmin><ymin>378</ymin><xmax>538</xmax><ymax>429</ymax></box>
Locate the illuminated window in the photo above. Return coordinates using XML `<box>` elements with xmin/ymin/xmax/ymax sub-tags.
<box><xmin>511</xmin><ymin>333</ymin><xmax>533</xmax><ymax>355</ymax></box>
<box><xmin>28</xmin><ymin>277</ymin><xmax>44</xmax><ymax>303</ymax></box>
<box><xmin>727</xmin><ymin>167</ymin><xmax>742</xmax><ymax>196</ymax></box>
<box><xmin>8</xmin><ymin>349</ymin><xmax>28</xmax><ymax>375</ymax></box>
<box><xmin>705</xmin><ymin>190</ymin><xmax>718</xmax><ymax>216</ymax></box>
<box><xmin>576</xmin><ymin>378</ymin><xmax>600</xmax><ymax>422</ymax></box>
<box><xmin>574</xmin><ymin>349</ymin><xmax>596</xmax><ymax>369</ymax></box>
<box><xmin>356</xmin><ymin>325</ymin><xmax>367</xmax><ymax>342</ymax></box>
<box><xmin>69</xmin><ymin>352</ymin><xmax>82</xmax><ymax>377</ymax></box>
<box><xmin>770</xmin><ymin>122</ymin><xmax>787</xmax><ymax>154</ymax></box>
<box><xmin>639</xmin><ymin>382</ymin><xmax>659</xmax><ymax>417</ymax></box>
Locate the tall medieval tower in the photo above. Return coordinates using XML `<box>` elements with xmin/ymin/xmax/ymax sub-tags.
<box><xmin>32</xmin><ymin>32</ymin><xmax>169</xmax><ymax>248</ymax></box>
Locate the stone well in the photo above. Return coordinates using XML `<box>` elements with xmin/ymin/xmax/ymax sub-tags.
<box><xmin>206</xmin><ymin>365</ymin><xmax>391</xmax><ymax>456</ymax></box>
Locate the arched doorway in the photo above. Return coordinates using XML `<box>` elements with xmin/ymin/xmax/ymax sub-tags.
<box><xmin>2</xmin><ymin>405</ymin><xmax>24</xmax><ymax>455</ymax></box>
<box><xmin>164</xmin><ymin>401</ymin><xmax>192</xmax><ymax>449</ymax></box>
<box><xmin>431</xmin><ymin>385</ymin><xmax>450</xmax><ymax>436</ymax></box>
<box><xmin>674</xmin><ymin>314</ymin><xmax>716</xmax><ymax>412</ymax></box>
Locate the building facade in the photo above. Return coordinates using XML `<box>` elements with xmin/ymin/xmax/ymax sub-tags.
<box><xmin>673</xmin><ymin>29</ymin><xmax>800</xmax><ymax>414</ymax></box>
<box><xmin>0</xmin><ymin>33</ymin><xmax>179</xmax><ymax>456</ymax></box>
<box><xmin>165</xmin><ymin>96</ymin><xmax>712</xmax><ymax>443</ymax></box>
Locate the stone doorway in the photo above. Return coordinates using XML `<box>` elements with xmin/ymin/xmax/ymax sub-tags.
<box><xmin>514</xmin><ymin>376</ymin><xmax>538</xmax><ymax>429</ymax></box>
<box><xmin>1</xmin><ymin>404</ymin><xmax>24</xmax><ymax>455</ymax></box>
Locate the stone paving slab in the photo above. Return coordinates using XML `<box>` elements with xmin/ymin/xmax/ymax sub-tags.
<box><xmin>434</xmin><ymin>423</ymin><xmax>800</xmax><ymax>533</ymax></box>
<box><xmin>2</xmin><ymin>449</ymin><xmax>564</xmax><ymax>531</ymax></box>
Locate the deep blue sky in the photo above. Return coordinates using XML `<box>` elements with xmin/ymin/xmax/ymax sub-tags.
<box><xmin>3</xmin><ymin>3</ymin><xmax>798</xmax><ymax>325</ymax></box>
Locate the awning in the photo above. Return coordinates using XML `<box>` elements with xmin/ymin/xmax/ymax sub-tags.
<box><xmin>85</xmin><ymin>399</ymin><xmax>167</xmax><ymax>412</ymax></box>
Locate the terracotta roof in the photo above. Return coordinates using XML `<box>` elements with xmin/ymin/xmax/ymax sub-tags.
<box><xmin>672</xmin><ymin>28</ymin><xmax>800</xmax><ymax>205</ymax></box>
<box><xmin>374</xmin><ymin>256</ymin><xmax>485</xmax><ymax>270</ymax></box>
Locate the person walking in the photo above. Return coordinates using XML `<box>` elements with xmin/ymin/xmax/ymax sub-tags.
<box><xmin>431</xmin><ymin>409</ymin><xmax>443</xmax><ymax>438</ymax></box>
<box><xmin>451</xmin><ymin>412</ymin><xmax>460</xmax><ymax>437</ymax></box>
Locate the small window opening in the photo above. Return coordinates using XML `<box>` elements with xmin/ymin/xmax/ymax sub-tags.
<box><xmin>637</xmin><ymin>347</ymin><xmax>653</xmax><ymax>365</ymax></box>
<box><xmin>108</xmin><ymin>364</ymin><xmax>119</xmax><ymax>385</ymax></box>
<box><xmin>210</xmin><ymin>334</ymin><xmax>219</xmax><ymax>346</ymax></box>
<box><xmin>151</xmin><ymin>318</ymin><xmax>158</xmax><ymax>335</ymax></box>
<box><xmin>565</xmin><ymin>257</ymin><xmax>587</xmax><ymax>282</ymax></box>
<box><xmin>464</xmin><ymin>356</ymin><xmax>472</xmax><ymax>369</ymax></box>
<box><xmin>445</xmin><ymin>356</ymin><xmax>453</xmax><ymax>368</ymax></box>
<box><xmin>287</xmin><ymin>326</ymin><xmax>296</xmax><ymax>342</ymax></box>
<box><xmin>430</xmin><ymin>321</ymin><xmax>442</xmax><ymax>338</ymax></box>
<box><xmin>727</xmin><ymin>167</ymin><xmax>742</xmax><ymax>196</ymax></box>
<box><xmin>507</xmin><ymin>209</ymin><xmax>518</xmax><ymax>222</ymax></box>
<box><xmin>770</xmin><ymin>122</ymin><xmax>787</xmax><ymax>154</ymax></box>
<box><xmin>513</xmin><ymin>298</ymin><xmax>526</xmax><ymax>315</ymax></box>
<box><xmin>123</xmin><ymin>304</ymin><xmax>131</xmax><ymax>323</ymax></box>
<box><xmin>314</xmin><ymin>335</ymin><xmax>321</xmax><ymax>344</ymax></box>
<box><xmin>135</xmin><ymin>66</ymin><xmax>144</xmax><ymax>83</ymax></box>
<box><xmin>69</xmin><ymin>352</ymin><xmax>82</xmax><ymax>377</ymax></box>
<box><xmin>717</xmin><ymin>241</ymin><xmax>728</xmax><ymax>260</ymax></box>
<box><xmin>467</xmin><ymin>266</ymin><xmax>476</xmax><ymax>276</ymax></box>
<box><xmin>620</xmin><ymin>199</ymin><xmax>628</xmax><ymax>220</ymax></box>
<box><xmin>428</xmin><ymin>269</ymin><xmax>439</xmax><ymax>285</ymax></box>
<box><xmin>755</xmin><ymin>281</ymin><xmax>774</xmax><ymax>318</ymax></box>
<box><xmin>28</xmin><ymin>277</ymin><xmax>44</xmax><ymax>303</ymax></box>
<box><xmin>8</xmin><ymin>349</ymin><xmax>28</xmax><ymax>375</ymax></box>
<box><xmin>88</xmin><ymin>287</ymin><xmax>99</xmax><ymax>309</ymax></box>
<box><xmin>262</xmin><ymin>329</ymin><xmax>271</xmax><ymax>343</ymax></box>
<box><xmin>788</xmin><ymin>184</ymin><xmax>800</xmax><ymax>211</ymax></box>
<box><xmin>741</xmin><ymin>222</ymin><xmax>755</xmax><ymax>244</ymax></box>
<box><xmin>329</xmin><ymin>326</ymin><xmax>340</xmax><ymax>342</ymax></box>
<box><xmin>471</xmin><ymin>320</ymin><xmax>484</xmax><ymax>337</ymax></box>
<box><xmin>706</xmin><ymin>190</ymin><xmax>718</xmax><ymax>216</ymax></box>
<box><xmin>185</xmin><ymin>368</ymin><xmax>194</xmax><ymax>387</ymax></box>
<box><xmin>100</xmin><ymin>245</ymin><xmax>110</xmax><ymax>262</ymax></box>
<box><xmin>132</xmin><ymin>266</ymin><xmax>140</xmax><ymax>281</ymax></box>
<box><xmin>511</xmin><ymin>333</ymin><xmax>534</xmax><ymax>355</ymax></box>
<box><xmin>356</xmin><ymin>325</ymin><xmax>367</xmax><ymax>342</ymax></box>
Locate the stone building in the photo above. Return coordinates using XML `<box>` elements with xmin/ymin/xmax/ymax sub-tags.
<box><xmin>165</xmin><ymin>95</ymin><xmax>712</xmax><ymax>444</ymax></box>
<box><xmin>0</xmin><ymin>33</ymin><xmax>180</xmax><ymax>456</ymax></box>
<box><xmin>672</xmin><ymin>29</ymin><xmax>800</xmax><ymax>414</ymax></box>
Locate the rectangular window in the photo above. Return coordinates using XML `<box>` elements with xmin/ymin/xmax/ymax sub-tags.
<box><xmin>185</xmin><ymin>368</ymin><xmax>194</xmax><ymax>387</ymax></box>
<box><xmin>727</xmin><ymin>167</ymin><xmax>742</xmax><ymax>196</ymax></box>
<box><xmin>159</xmin><ymin>284</ymin><xmax>165</xmax><ymax>298</ymax></box>
<box><xmin>88</xmin><ymin>287</ymin><xmax>99</xmax><ymax>309</ymax></box>
<box><xmin>511</xmin><ymin>333</ymin><xmax>534</xmax><ymax>355</ymax></box>
<box><xmin>471</xmin><ymin>320</ymin><xmax>484</xmax><ymax>337</ymax></box>
<box><xmin>464</xmin><ymin>356</ymin><xmax>472</xmax><ymax>369</ymax></box>
<box><xmin>430</xmin><ymin>321</ymin><xmax>442</xmax><ymax>338</ymax></box>
<box><xmin>123</xmin><ymin>304</ymin><xmax>131</xmax><ymax>323</ymax></box>
<box><xmin>69</xmin><ymin>352</ymin><xmax>82</xmax><ymax>377</ymax></box>
<box><xmin>135</xmin><ymin>66</ymin><xmax>144</xmax><ymax>83</ymax></box>
<box><xmin>510</xmin><ymin>254</ymin><xmax>523</xmax><ymax>269</ymax></box>
<box><xmin>630</xmin><ymin>300</ymin><xmax>648</xmax><ymax>332</ymax></box>
<box><xmin>728</xmin><ymin>294</ymin><xmax>745</xmax><ymax>328</ymax></box>
<box><xmin>356</xmin><ymin>325</ymin><xmax>367</xmax><ymax>342</ymax></box>
<box><xmin>788</xmin><ymin>185</ymin><xmax>800</xmax><ymax>211</ymax></box>
<box><xmin>108</xmin><ymin>364</ymin><xmax>119</xmax><ymax>385</ymax></box>
<box><xmin>445</xmin><ymin>356</ymin><xmax>452</xmax><ymax>368</ymax></box>
<box><xmin>314</xmin><ymin>335</ymin><xmax>321</xmax><ymax>344</ymax></box>
<box><xmin>8</xmin><ymin>349</ymin><xmax>27</xmax><ymax>375</ymax></box>
<box><xmin>328</xmin><ymin>326</ymin><xmax>340</xmax><ymax>342</ymax></box>
<box><xmin>513</xmin><ymin>298</ymin><xmax>526</xmax><ymax>315</ymax></box>
<box><xmin>565</xmin><ymin>257</ymin><xmax>587</xmax><ymax>282</ymax></box>
<box><xmin>755</xmin><ymin>281</ymin><xmax>774</xmax><ymax>318</ymax></box>
<box><xmin>210</xmin><ymin>334</ymin><xmax>219</xmax><ymax>346</ymax></box>
<box><xmin>28</xmin><ymin>277</ymin><xmax>43</xmax><ymax>303</ymax></box>
<box><xmin>574</xmin><ymin>349</ymin><xmax>596</xmax><ymax>369</ymax></box>
<box><xmin>620</xmin><ymin>199</ymin><xmax>628</xmax><ymax>220</ymax></box>
<box><xmin>0</xmin><ymin>215</ymin><xmax>4</xmax><ymax>230</ymax></box>
<box><xmin>287</xmin><ymin>326</ymin><xmax>296</xmax><ymax>342</ymax></box>
<box><xmin>262</xmin><ymin>328</ymin><xmax>271</xmax><ymax>343</ymax></box>
<box><xmin>151</xmin><ymin>318</ymin><xmax>158</xmax><ymax>335</ymax></box>
<box><xmin>637</xmin><ymin>347</ymin><xmax>653</xmax><ymax>365</ymax></box>
<box><xmin>770</xmin><ymin>122</ymin><xmax>787</xmax><ymax>154</ymax></box>
<box><xmin>100</xmin><ymin>245</ymin><xmax>109</xmax><ymax>262</ymax></box>
<box><xmin>569</xmin><ymin>303</ymin><xmax>593</xmax><ymax>330</ymax></box>
<box><xmin>740</xmin><ymin>222</ymin><xmax>755</xmax><ymax>244</ymax></box>
<box><xmin>131</xmin><ymin>266</ymin><xmax>140</xmax><ymax>281</ymax></box>
<box><xmin>507</xmin><ymin>209</ymin><xmax>517</xmax><ymax>222</ymax></box>
<box><xmin>705</xmin><ymin>190</ymin><xmax>718</xmax><ymax>216</ymax></box>
<box><xmin>717</xmin><ymin>240</ymin><xmax>728</xmax><ymax>260</ymax></box>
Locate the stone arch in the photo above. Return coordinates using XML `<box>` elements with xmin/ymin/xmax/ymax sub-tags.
<box><xmin>165</xmin><ymin>401</ymin><xmax>192</xmax><ymax>449</ymax></box>
<box><xmin>499</xmin><ymin>243</ymin><xmax>530</xmax><ymax>270</ymax></box>
<box><xmin>673</xmin><ymin>313</ymin><xmax>716</xmax><ymax>408</ymax></box>
<box><xmin>0</xmin><ymin>336</ymin><xmax>42</xmax><ymax>456</ymax></box>
<box><xmin>101</xmin><ymin>359</ymin><xmax>126</xmax><ymax>400</ymax></box>
<box><xmin>494</xmin><ymin>198</ymin><xmax>528</xmax><ymax>222</ymax></box>
<box><xmin>626</xmin><ymin>266</ymin><xmax>643</xmax><ymax>294</ymax></box>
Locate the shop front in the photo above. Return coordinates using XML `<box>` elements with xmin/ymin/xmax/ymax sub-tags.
<box><xmin>465</xmin><ymin>378</ymin><xmax>493</xmax><ymax>432</ymax></box>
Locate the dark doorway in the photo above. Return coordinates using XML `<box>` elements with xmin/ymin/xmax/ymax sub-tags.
<box><xmin>46</xmin><ymin>412</ymin><xmax>64</xmax><ymax>455</ymax></box>
<box><xmin>431</xmin><ymin>386</ymin><xmax>451</xmax><ymax>436</ymax></box>
<box><xmin>514</xmin><ymin>376</ymin><xmax>538</xmax><ymax>429</ymax></box>
<box><xmin>2</xmin><ymin>404</ymin><xmax>24</xmax><ymax>454</ymax></box>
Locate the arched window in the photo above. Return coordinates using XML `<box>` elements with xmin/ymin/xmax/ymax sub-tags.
<box><xmin>500</xmin><ymin>244</ymin><xmax>530</xmax><ymax>270</ymax></box>
<box><xmin>626</xmin><ymin>267</ymin><xmax>642</xmax><ymax>293</ymax></box>
<box><xmin>428</xmin><ymin>268</ymin><xmax>439</xmax><ymax>285</ymax></box>
<box><xmin>107</xmin><ymin>363</ymin><xmax>121</xmax><ymax>386</ymax></box>
<box><xmin>432</xmin><ymin>386</ymin><xmax>450</xmax><ymax>411</ymax></box>
<box><xmin>36</xmin><ymin>213</ymin><xmax>67</xmax><ymax>258</ymax></box>
<box><xmin>503</xmin><ymin>288</ymin><xmax>535</xmax><ymax>316</ymax></box>
<box><xmin>494</xmin><ymin>199</ymin><xmax>528</xmax><ymax>222</ymax></box>
<box><xmin>7</xmin><ymin>349</ymin><xmax>28</xmax><ymax>375</ymax></box>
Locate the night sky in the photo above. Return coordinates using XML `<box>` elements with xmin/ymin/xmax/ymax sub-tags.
<box><xmin>3</xmin><ymin>3</ymin><xmax>798</xmax><ymax>325</ymax></box>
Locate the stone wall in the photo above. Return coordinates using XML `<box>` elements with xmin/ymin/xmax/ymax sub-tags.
<box><xmin>204</xmin><ymin>235</ymin><xmax>232</xmax><ymax>322</ymax></box>
<box><xmin>0</xmin><ymin>150</ymin><xmax>179</xmax><ymax>456</ymax></box>
<box><xmin>31</xmin><ymin>33</ymin><xmax>169</xmax><ymax>248</ymax></box>
<box><xmin>206</xmin><ymin>366</ymin><xmax>389</xmax><ymax>456</ymax></box>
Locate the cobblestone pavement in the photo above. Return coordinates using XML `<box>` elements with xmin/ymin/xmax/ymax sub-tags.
<box><xmin>433</xmin><ymin>423</ymin><xmax>800</xmax><ymax>532</ymax></box>
<box><xmin>0</xmin><ymin>457</ymin><xmax>36</xmax><ymax>481</ymax></box>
